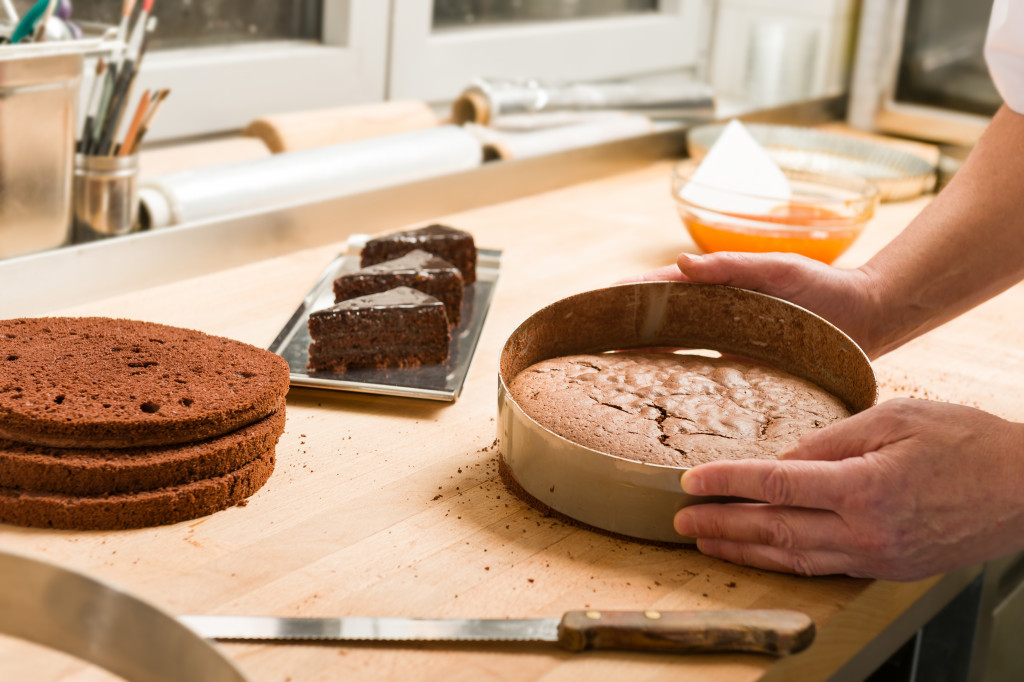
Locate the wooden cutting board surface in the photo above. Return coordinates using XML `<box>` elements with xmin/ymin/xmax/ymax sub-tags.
<box><xmin>1</xmin><ymin>160</ymin><xmax>1018</xmax><ymax>681</ymax></box>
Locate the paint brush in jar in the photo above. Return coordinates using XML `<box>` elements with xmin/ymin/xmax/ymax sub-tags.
<box><xmin>78</xmin><ymin>58</ymin><xmax>107</xmax><ymax>154</ymax></box>
<box><xmin>95</xmin><ymin>7</ymin><xmax>157</xmax><ymax>156</ymax></box>
<box><xmin>116</xmin><ymin>0</ymin><xmax>136</xmax><ymax>46</ymax></box>
<box><xmin>125</xmin><ymin>88</ymin><xmax>169</xmax><ymax>154</ymax></box>
<box><xmin>116</xmin><ymin>89</ymin><xmax>151</xmax><ymax>156</ymax></box>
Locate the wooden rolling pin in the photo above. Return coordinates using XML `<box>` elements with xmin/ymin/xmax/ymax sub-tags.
<box><xmin>139</xmin><ymin>137</ymin><xmax>272</xmax><ymax>178</ymax></box>
<box><xmin>243</xmin><ymin>101</ymin><xmax>440</xmax><ymax>153</ymax></box>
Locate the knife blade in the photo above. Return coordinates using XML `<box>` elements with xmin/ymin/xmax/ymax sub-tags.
<box><xmin>179</xmin><ymin>609</ymin><xmax>815</xmax><ymax>656</ymax></box>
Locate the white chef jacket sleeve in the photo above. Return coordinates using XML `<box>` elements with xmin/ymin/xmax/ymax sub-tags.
<box><xmin>986</xmin><ymin>0</ymin><xmax>1024</xmax><ymax>113</ymax></box>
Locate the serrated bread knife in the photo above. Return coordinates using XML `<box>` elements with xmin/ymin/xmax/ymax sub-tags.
<box><xmin>179</xmin><ymin>609</ymin><xmax>815</xmax><ymax>656</ymax></box>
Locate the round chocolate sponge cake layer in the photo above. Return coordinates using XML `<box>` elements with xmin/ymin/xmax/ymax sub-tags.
<box><xmin>0</xmin><ymin>450</ymin><xmax>276</xmax><ymax>530</ymax></box>
<box><xmin>509</xmin><ymin>352</ymin><xmax>850</xmax><ymax>467</ymax></box>
<box><xmin>0</xmin><ymin>317</ymin><xmax>290</xmax><ymax>449</ymax></box>
<box><xmin>0</xmin><ymin>404</ymin><xmax>285</xmax><ymax>496</ymax></box>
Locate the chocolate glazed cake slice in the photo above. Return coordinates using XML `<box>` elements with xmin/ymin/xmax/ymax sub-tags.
<box><xmin>359</xmin><ymin>224</ymin><xmax>477</xmax><ymax>284</ymax></box>
<box><xmin>333</xmin><ymin>249</ymin><xmax>464</xmax><ymax>326</ymax></box>
<box><xmin>307</xmin><ymin>287</ymin><xmax>451</xmax><ymax>372</ymax></box>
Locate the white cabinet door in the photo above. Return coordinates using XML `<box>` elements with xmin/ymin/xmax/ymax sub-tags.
<box><xmin>388</xmin><ymin>0</ymin><xmax>708</xmax><ymax>104</ymax></box>
<box><xmin>102</xmin><ymin>0</ymin><xmax>389</xmax><ymax>140</ymax></box>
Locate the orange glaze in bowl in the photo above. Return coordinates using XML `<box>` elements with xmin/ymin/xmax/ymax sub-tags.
<box><xmin>681</xmin><ymin>204</ymin><xmax>865</xmax><ymax>264</ymax></box>
<box><xmin>671</xmin><ymin>160</ymin><xmax>879</xmax><ymax>264</ymax></box>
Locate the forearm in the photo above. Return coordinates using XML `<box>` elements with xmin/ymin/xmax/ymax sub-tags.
<box><xmin>859</xmin><ymin>106</ymin><xmax>1024</xmax><ymax>355</ymax></box>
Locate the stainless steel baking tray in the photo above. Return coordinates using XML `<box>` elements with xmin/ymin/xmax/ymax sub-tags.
<box><xmin>687</xmin><ymin>123</ymin><xmax>937</xmax><ymax>202</ymax></box>
<box><xmin>269</xmin><ymin>247</ymin><xmax>501</xmax><ymax>401</ymax></box>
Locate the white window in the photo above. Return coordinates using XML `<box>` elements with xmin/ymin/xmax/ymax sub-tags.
<box><xmin>73</xmin><ymin>0</ymin><xmax>388</xmax><ymax>141</ymax></box>
<box><xmin>132</xmin><ymin>1</ymin><xmax>388</xmax><ymax>140</ymax></box>
<box><xmin>390</xmin><ymin>0</ymin><xmax>708</xmax><ymax>103</ymax></box>
<box><xmin>70</xmin><ymin>0</ymin><xmax>707</xmax><ymax>141</ymax></box>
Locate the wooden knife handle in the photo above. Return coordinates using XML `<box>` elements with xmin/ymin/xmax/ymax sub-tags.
<box><xmin>556</xmin><ymin>609</ymin><xmax>815</xmax><ymax>656</ymax></box>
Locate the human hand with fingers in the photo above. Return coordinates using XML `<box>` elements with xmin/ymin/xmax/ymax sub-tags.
<box><xmin>619</xmin><ymin>251</ymin><xmax>887</xmax><ymax>360</ymax></box>
<box><xmin>624</xmin><ymin>107</ymin><xmax>1024</xmax><ymax>578</ymax></box>
<box><xmin>673</xmin><ymin>399</ymin><xmax>1024</xmax><ymax>581</ymax></box>
<box><xmin>654</xmin><ymin>251</ymin><xmax>882</xmax><ymax>357</ymax></box>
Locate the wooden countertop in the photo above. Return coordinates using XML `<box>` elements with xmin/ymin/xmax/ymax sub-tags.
<box><xmin>1</xmin><ymin>158</ymin><xmax>1018</xmax><ymax>681</ymax></box>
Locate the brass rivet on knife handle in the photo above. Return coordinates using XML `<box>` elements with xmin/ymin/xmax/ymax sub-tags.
<box><xmin>556</xmin><ymin>610</ymin><xmax>816</xmax><ymax>656</ymax></box>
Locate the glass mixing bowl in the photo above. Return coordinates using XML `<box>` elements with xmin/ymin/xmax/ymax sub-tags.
<box><xmin>671</xmin><ymin>159</ymin><xmax>880</xmax><ymax>264</ymax></box>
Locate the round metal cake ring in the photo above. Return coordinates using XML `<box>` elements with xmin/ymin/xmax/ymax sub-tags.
<box><xmin>0</xmin><ymin>550</ymin><xmax>249</xmax><ymax>682</ymax></box>
<box><xmin>497</xmin><ymin>282</ymin><xmax>877</xmax><ymax>544</ymax></box>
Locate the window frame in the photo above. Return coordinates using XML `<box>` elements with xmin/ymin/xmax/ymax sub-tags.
<box><xmin>119</xmin><ymin>0</ymin><xmax>389</xmax><ymax>141</ymax></box>
<box><xmin>85</xmin><ymin>0</ymin><xmax>711</xmax><ymax>142</ymax></box>
<box><xmin>387</xmin><ymin>0</ymin><xmax>707</xmax><ymax>104</ymax></box>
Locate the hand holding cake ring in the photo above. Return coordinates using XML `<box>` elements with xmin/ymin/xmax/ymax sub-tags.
<box><xmin>632</xmin><ymin>104</ymin><xmax>1024</xmax><ymax>581</ymax></box>
<box><xmin>673</xmin><ymin>399</ymin><xmax>1024</xmax><ymax>581</ymax></box>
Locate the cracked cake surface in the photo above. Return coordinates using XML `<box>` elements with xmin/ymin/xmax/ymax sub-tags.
<box><xmin>508</xmin><ymin>352</ymin><xmax>850</xmax><ymax>467</ymax></box>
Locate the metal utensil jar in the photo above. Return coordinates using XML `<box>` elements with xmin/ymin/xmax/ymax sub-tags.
<box><xmin>73</xmin><ymin>153</ymin><xmax>140</xmax><ymax>241</ymax></box>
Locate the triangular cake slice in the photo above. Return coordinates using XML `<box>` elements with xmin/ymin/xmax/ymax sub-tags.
<box><xmin>307</xmin><ymin>287</ymin><xmax>451</xmax><ymax>372</ymax></box>
<box><xmin>360</xmin><ymin>224</ymin><xmax>477</xmax><ymax>284</ymax></box>
<box><xmin>333</xmin><ymin>249</ymin><xmax>463</xmax><ymax>326</ymax></box>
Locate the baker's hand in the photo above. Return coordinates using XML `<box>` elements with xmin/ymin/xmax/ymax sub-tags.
<box><xmin>673</xmin><ymin>398</ymin><xmax>1024</xmax><ymax>581</ymax></box>
<box><xmin>623</xmin><ymin>251</ymin><xmax>883</xmax><ymax>359</ymax></box>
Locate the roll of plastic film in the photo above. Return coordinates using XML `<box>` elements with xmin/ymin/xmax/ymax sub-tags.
<box><xmin>465</xmin><ymin>114</ymin><xmax>652</xmax><ymax>160</ymax></box>
<box><xmin>139</xmin><ymin>125</ymin><xmax>484</xmax><ymax>230</ymax></box>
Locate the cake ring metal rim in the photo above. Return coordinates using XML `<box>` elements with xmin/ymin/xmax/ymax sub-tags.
<box><xmin>0</xmin><ymin>549</ymin><xmax>250</xmax><ymax>681</ymax></box>
<box><xmin>497</xmin><ymin>281</ymin><xmax>877</xmax><ymax>544</ymax></box>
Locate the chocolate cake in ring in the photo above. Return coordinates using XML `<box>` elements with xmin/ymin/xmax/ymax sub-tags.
<box><xmin>497</xmin><ymin>281</ymin><xmax>876</xmax><ymax>544</ymax></box>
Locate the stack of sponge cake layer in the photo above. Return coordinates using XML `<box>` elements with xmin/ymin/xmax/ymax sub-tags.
<box><xmin>0</xmin><ymin>317</ymin><xmax>290</xmax><ymax>530</ymax></box>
